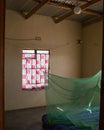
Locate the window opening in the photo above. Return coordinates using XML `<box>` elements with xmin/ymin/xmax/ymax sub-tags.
<box><xmin>22</xmin><ymin>49</ymin><xmax>49</xmax><ymax>90</ymax></box>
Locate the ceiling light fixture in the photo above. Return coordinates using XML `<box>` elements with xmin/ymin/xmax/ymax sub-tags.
<box><xmin>73</xmin><ymin>6</ymin><xmax>81</xmax><ymax>14</ymax></box>
<box><xmin>73</xmin><ymin>0</ymin><xmax>81</xmax><ymax>14</ymax></box>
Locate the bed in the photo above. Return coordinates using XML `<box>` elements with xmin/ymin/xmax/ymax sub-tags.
<box><xmin>42</xmin><ymin>72</ymin><xmax>101</xmax><ymax>130</ymax></box>
<box><xmin>42</xmin><ymin>106</ymin><xmax>99</xmax><ymax>130</ymax></box>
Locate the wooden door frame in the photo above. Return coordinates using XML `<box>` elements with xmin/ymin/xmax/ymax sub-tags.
<box><xmin>0</xmin><ymin>0</ymin><xmax>103</xmax><ymax>130</ymax></box>
<box><xmin>0</xmin><ymin>0</ymin><xmax>5</xmax><ymax>130</ymax></box>
<box><xmin>99</xmin><ymin>8</ymin><xmax>104</xmax><ymax>130</ymax></box>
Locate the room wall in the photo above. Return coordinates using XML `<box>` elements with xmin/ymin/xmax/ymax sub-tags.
<box><xmin>50</xmin><ymin>43</ymin><xmax>82</xmax><ymax>77</ymax></box>
<box><xmin>82</xmin><ymin>21</ymin><xmax>103</xmax><ymax>77</ymax></box>
<box><xmin>5</xmin><ymin>10</ymin><xmax>82</xmax><ymax>111</ymax></box>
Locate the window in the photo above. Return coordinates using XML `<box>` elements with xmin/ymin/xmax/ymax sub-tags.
<box><xmin>22</xmin><ymin>50</ymin><xmax>49</xmax><ymax>90</ymax></box>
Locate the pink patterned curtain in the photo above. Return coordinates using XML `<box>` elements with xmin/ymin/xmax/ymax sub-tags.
<box><xmin>22</xmin><ymin>50</ymin><xmax>49</xmax><ymax>90</ymax></box>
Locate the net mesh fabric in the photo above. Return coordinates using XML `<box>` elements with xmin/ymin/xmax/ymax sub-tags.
<box><xmin>44</xmin><ymin>71</ymin><xmax>101</xmax><ymax>130</ymax></box>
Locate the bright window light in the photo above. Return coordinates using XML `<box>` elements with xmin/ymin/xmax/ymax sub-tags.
<box><xmin>22</xmin><ymin>49</ymin><xmax>49</xmax><ymax>90</ymax></box>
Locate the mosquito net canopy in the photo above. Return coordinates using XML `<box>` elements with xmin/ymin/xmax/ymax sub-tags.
<box><xmin>44</xmin><ymin>71</ymin><xmax>101</xmax><ymax>130</ymax></box>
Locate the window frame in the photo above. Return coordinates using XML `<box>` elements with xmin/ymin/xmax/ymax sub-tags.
<box><xmin>22</xmin><ymin>49</ymin><xmax>50</xmax><ymax>90</ymax></box>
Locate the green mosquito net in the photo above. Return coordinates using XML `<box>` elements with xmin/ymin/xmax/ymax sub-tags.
<box><xmin>44</xmin><ymin>71</ymin><xmax>101</xmax><ymax>130</ymax></box>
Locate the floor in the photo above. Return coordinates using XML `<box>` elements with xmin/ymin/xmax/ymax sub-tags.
<box><xmin>5</xmin><ymin>106</ymin><xmax>46</xmax><ymax>130</ymax></box>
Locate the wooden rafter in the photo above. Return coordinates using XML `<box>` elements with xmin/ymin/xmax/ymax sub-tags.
<box><xmin>32</xmin><ymin>0</ymin><xmax>102</xmax><ymax>22</ymax></box>
<box><xmin>81</xmin><ymin>0</ymin><xmax>101</xmax><ymax>9</ymax></box>
<box><xmin>47</xmin><ymin>2</ymin><xmax>74</xmax><ymax>10</ymax></box>
<box><xmin>53</xmin><ymin>0</ymin><xmax>101</xmax><ymax>23</ymax></box>
<box><xmin>82</xmin><ymin>9</ymin><xmax>103</xmax><ymax>17</ymax></box>
<box><xmin>33</xmin><ymin>0</ymin><xmax>74</xmax><ymax>10</ymax></box>
<box><xmin>48</xmin><ymin>1</ymin><xmax>103</xmax><ymax>19</ymax></box>
<box><xmin>53</xmin><ymin>11</ymin><xmax>74</xmax><ymax>23</ymax></box>
<box><xmin>24</xmin><ymin>0</ymin><xmax>49</xmax><ymax>19</ymax></box>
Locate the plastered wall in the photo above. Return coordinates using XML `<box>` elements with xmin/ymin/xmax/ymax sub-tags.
<box><xmin>5</xmin><ymin>10</ymin><xmax>82</xmax><ymax>110</ymax></box>
<box><xmin>82</xmin><ymin>21</ymin><xmax>103</xmax><ymax>77</ymax></box>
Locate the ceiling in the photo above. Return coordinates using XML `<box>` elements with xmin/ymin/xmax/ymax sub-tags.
<box><xmin>6</xmin><ymin>0</ymin><xmax>103</xmax><ymax>26</ymax></box>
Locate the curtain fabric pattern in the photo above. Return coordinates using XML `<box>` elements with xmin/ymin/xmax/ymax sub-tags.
<box><xmin>22</xmin><ymin>50</ymin><xmax>49</xmax><ymax>90</ymax></box>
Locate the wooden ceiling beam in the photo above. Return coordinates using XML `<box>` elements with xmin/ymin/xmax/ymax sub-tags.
<box><xmin>47</xmin><ymin>2</ymin><xmax>73</xmax><ymax>10</ymax></box>
<box><xmin>82</xmin><ymin>9</ymin><xmax>103</xmax><ymax>17</ymax></box>
<box><xmin>33</xmin><ymin>0</ymin><xmax>74</xmax><ymax>10</ymax></box>
<box><xmin>79</xmin><ymin>0</ymin><xmax>92</xmax><ymax>2</ymax></box>
<box><xmin>48</xmin><ymin>2</ymin><xmax>102</xmax><ymax>19</ymax></box>
<box><xmin>53</xmin><ymin>11</ymin><xmax>74</xmax><ymax>23</ymax></box>
<box><xmin>24</xmin><ymin>0</ymin><xmax>49</xmax><ymax>19</ymax></box>
<box><xmin>54</xmin><ymin>0</ymin><xmax>101</xmax><ymax>23</ymax></box>
<box><xmin>81</xmin><ymin>0</ymin><xmax>101</xmax><ymax>9</ymax></box>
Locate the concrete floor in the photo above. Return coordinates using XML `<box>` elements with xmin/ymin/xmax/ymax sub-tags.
<box><xmin>5</xmin><ymin>106</ymin><xmax>46</xmax><ymax>130</ymax></box>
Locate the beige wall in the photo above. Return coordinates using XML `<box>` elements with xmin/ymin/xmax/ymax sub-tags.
<box><xmin>82</xmin><ymin>21</ymin><xmax>103</xmax><ymax>77</ymax></box>
<box><xmin>50</xmin><ymin>43</ymin><xmax>82</xmax><ymax>77</ymax></box>
<box><xmin>5</xmin><ymin>10</ymin><xmax>82</xmax><ymax>110</ymax></box>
